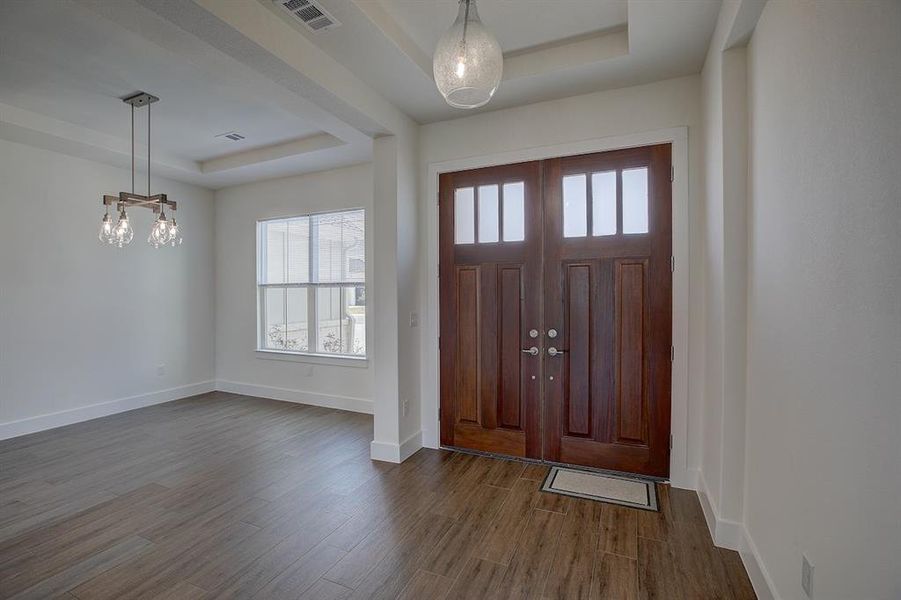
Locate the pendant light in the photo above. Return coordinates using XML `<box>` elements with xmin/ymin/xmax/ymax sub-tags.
<box><xmin>433</xmin><ymin>0</ymin><xmax>503</xmax><ymax>109</ymax></box>
<box><xmin>99</xmin><ymin>92</ymin><xmax>181</xmax><ymax>248</ymax></box>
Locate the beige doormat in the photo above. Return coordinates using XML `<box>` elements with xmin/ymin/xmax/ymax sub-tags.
<box><xmin>541</xmin><ymin>466</ymin><xmax>658</xmax><ymax>511</ymax></box>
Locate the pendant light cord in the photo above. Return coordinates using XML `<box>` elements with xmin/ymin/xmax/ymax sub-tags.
<box><xmin>462</xmin><ymin>0</ymin><xmax>470</xmax><ymax>46</ymax></box>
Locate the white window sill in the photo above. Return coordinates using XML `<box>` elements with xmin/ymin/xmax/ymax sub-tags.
<box><xmin>254</xmin><ymin>349</ymin><xmax>369</xmax><ymax>368</ymax></box>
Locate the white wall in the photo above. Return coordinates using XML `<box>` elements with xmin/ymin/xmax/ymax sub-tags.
<box><xmin>418</xmin><ymin>75</ymin><xmax>706</xmax><ymax>483</ymax></box>
<box><xmin>214</xmin><ymin>163</ymin><xmax>374</xmax><ymax>413</ymax></box>
<box><xmin>370</xmin><ymin>129</ymin><xmax>423</xmax><ymax>461</ymax></box>
<box><xmin>0</xmin><ymin>139</ymin><xmax>215</xmax><ymax>437</ymax></box>
<box><xmin>743</xmin><ymin>1</ymin><xmax>901</xmax><ymax>598</ymax></box>
<box><xmin>698</xmin><ymin>0</ymin><xmax>752</xmax><ymax>540</ymax></box>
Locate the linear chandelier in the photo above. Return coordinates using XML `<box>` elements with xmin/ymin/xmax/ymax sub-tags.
<box><xmin>99</xmin><ymin>92</ymin><xmax>182</xmax><ymax>248</ymax></box>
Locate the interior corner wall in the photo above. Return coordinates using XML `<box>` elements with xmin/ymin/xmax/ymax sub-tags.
<box><xmin>744</xmin><ymin>1</ymin><xmax>901</xmax><ymax>598</ymax></box>
<box><xmin>213</xmin><ymin>163</ymin><xmax>375</xmax><ymax>413</ymax></box>
<box><xmin>698</xmin><ymin>0</ymin><xmax>750</xmax><ymax>538</ymax></box>
<box><xmin>0</xmin><ymin>139</ymin><xmax>215</xmax><ymax>438</ymax></box>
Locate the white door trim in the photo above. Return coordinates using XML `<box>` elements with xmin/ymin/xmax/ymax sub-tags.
<box><xmin>421</xmin><ymin>127</ymin><xmax>693</xmax><ymax>489</ymax></box>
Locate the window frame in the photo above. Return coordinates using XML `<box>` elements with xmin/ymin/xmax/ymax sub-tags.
<box><xmin>255</xmin><ymin>208</ymin><xmax>367</xmax><ymax>362</ymax></box>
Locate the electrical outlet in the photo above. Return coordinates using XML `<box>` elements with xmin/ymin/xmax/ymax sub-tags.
<box><xmin>402</xmin><ymin>399</ymin><xmax>409</xmax><ymax>416</ymax></box>
<box><xmin>801</xmin><ymin>554</ymin><xmax>814</xmax><ymax>598</ymax></box>
<box><xmin>156</xmin><ymin>364</ymin><xmax>165</xmax><ymax>376</ymax></box>
<box><xmin>409</xmin><ymin>312</ymin><xmax>419</xmax><ymax>327</ymax></box>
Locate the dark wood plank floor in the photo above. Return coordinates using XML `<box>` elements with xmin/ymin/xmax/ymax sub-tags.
<box><xmin>0</xmin><ymin>393</ymin><xmax>756</xmax><ymax>599</ymax></box>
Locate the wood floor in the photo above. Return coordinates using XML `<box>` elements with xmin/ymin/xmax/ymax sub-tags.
<box><xmin>0</xmin><ymin>393</ymin><xmax>755</xmax><ymax>599</ymax></box>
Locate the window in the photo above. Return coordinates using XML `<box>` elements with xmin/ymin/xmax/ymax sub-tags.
<box><xmin>562</xmin><ymin>167</ymin><xmax>649</xmax><ymax>238</ymax></box>
<box><xmin>257</xmin><ymin>209</ymin><xmax>366</xmax><ymax>358</ymax></box>
<box><xmin>455</xmin><ymin>182</ymin><xmax>525</xmax><ymax>244</ymax></box>
<box><xmin>622</xmin><ymin>167</ymin><xmax>649</xmax><ymax>234</ymax></box>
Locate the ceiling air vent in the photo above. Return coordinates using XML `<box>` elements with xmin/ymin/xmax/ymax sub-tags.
<box><xmin>215</xmin><ymin>132</ymin><xmax>245</xmax><ymax>141</ymax></box>
<box><xmin>274</xmin><ymin>0</ymin><xmax>340</xmax><ymax>32</ymax></box>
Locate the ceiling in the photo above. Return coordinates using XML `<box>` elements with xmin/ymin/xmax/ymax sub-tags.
<box><xmin>0</xmin><ymin>0</ymin><xmax>372</xmax><ymax>189</ymax></box>
<box><xmin>0</xmin><ymin>0</ymin><xmax>721</xmax><ymax>189</ymax></box>
<box><xmin>379</xmin><ymin>0</ymin><xmax>629</xmax><ymax>55</ymax></box>
<box><xmin>265</xmin><ymin>0</ymin><xmax>721</xmax><ymax>123</ymax></box>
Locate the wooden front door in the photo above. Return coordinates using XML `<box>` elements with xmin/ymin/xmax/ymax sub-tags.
<box><xmin>439</xmin><ymin>144</ymin><xmax>672</xmax><ymax>477</ymax></box>
<box><xmin>439</xmin><ymin>161</ymin><xmax>543</xmax><ymax>458</ymax></box>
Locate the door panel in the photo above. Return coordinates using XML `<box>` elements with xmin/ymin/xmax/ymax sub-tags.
<box><xmin>438</xmin><ymin>144</ymin><xmax>671</xmax><ymax>477</ymax></box>
<box><xmin>544</xmin><ymin>145</ymin><xmax>671</xmax><ymax>477</ymax></box>
<box><xmin>615</xmin><ymin>258</ymin><xmax>649</xmax><ymax>445</ymax></box>
<box><xmin>439</xmin><ymin>162</ymin><xmax>542</xmax><ymax>458</ymax></box>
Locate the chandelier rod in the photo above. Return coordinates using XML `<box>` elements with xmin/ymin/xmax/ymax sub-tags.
<box><xmin>131</xmin><ymin>104</ymin><xmax>135</xmax><ymax>195</ymax></box>
<box><xmin>147</xmin><ymin>100</ymin><xmax>151</xmax><ymax>199</ymax></box>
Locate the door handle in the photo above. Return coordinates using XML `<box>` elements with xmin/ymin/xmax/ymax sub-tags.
<box><xmin>521</xmin><ymin>347</ymin><xmax>539</xmax><ymax>356</ymax></box>
<box><xmin>547</xmin><ymin>347</ymin><xmax>566</xmax><ymax>357</ymax></box>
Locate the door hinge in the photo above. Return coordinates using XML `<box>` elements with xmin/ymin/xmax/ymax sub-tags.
<box><xmin>670</xmin><ymin>166</ymin><xmax>674</xmax><ymax>182</ymax></box>
<box><xmin>671</xmin><ymin>346</ymin><xmax>674</xmax><ymax>362</ymax></box>
<box><xmin>670</xmin><ymin>256</ymin><xmax>675</xmax><ymax>272</ymax></box>
<box><xmin>670</xmin><ymin>434</ymin><xmax>673</xmax><ymax>450</ymax></box>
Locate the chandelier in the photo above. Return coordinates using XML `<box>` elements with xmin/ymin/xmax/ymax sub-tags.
<box><xmin>99</xmin><ymin>92</ymin><xmax>182</xmax><ymax>248</ymax></box>
<box><xmin>433</xmin><ymin>0</ymin><xmax>503</xmax><ymax>109</ymax></box>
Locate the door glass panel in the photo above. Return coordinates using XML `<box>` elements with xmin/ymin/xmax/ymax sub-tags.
<box><xmin>454</xmin><ymin>187</ymin><xmax>475</xmax><ymax>244</ymax></box>
<box><xmin>562</xmin><ymin>174</ymin><xmax>587</xmax><ymax>238</ymax></box>
<box><xmin>591</xmin><ymin>171</ymin><xmax>617</xmax><ymax>236</ymax></box>
<box><xmin>502</xmin><ymin>182</ymin><xmax>525</xmax><ymax>241</ymax></box>
<box><xmin>478</xmin><ymin>184</ymin><xmax>499</xmax><ymax>243</ymax></box>
<box><xmin>622</xmin><ymin>167</ymin><xmax>649</xmax><ymax>234</ymax></box>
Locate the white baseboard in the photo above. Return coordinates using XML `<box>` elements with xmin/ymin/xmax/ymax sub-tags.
<box><xmin>370</xmin><ymin>430</ymin><xmax>422</xmax><ymax>463</ymax></box>
<box><xmin>739</xmin><ymin>527</ymin><xmax>780</xmax><ymax>600</ymax></box>
<box><xmin>0</xmin><ymin>380</ymin><xmax>216</xmax><ymax>441</ymax></box>
<box><xmin>696</xmin><ymin>471</ymin><xmax>779</xmax><ymax>600</ymax></box>
<box><xmin>215</xmin><ymin>380</ymin><xmax>372</xmax><ymax>415</ymax></box>
<box><xmin>670</xmin><ymin>465</ymin><xmax>699</xmax><ymax>490</ymax></box>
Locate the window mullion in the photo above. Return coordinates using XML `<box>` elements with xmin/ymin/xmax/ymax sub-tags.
<box><xmin>308</xmin><ymin>286</ymin><xmax>317</xmax><ymax>353</ymax></box>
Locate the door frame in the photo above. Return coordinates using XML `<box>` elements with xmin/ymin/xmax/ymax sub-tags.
<box><xmin>422</xmin><ymin>127</ymin><xmax>693</xmax><ymax>488</ymax></box>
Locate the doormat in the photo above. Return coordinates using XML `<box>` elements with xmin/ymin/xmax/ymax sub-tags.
<box><xmin>541</xmin><ymin>466</ymin><xmax>658</xmax><ymax>511</ymax></box>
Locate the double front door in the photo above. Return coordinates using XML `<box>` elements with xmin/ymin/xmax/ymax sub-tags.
<box><xmin>438</xmin><ymin>144</ymin><xmax>672</xmax><ymax>477</ymax></box>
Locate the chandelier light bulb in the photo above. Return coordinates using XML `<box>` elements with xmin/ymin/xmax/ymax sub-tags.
<box><xmin>113</xmin><ymin>209</ymin><xmax>134</xmax><ymax>247</ymax></box>
<box><xmin>148</xmin><ymin>211</ymin><xmax>173</xmax><ymax>248</ymax></box>
<box><xmin>455</xmin><ymin>56</ymin><xmax>466</xmax><ymax>79</ymax></box>
<box><xmin>433</xmin><ymin>0</ymin><xmax>502</xmax><ymax>109</ymax></box>
<box><xmin>168</xmin><ymin>217</ymin><xmax>183</xmax><ymax>246</ymax></box>
<box><xmin>98</xmin><ymin>211</ymin><xmax>115</xmax><ymax>244</ymax></box>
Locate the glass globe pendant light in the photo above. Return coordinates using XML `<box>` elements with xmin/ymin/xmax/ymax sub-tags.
<box><xmin>98</xmin><ymin>209</ymin><xmax>115</xmax><ymax>244</ymax></box>
<box><xmin>168</xmin><ymin>216</ymin><xmax>183</xmax><ymax>246</ymax></box>
<box><xmin>112</xmin><ymin>208</ymin><xmax>134</xmax><ymax>247</ymax></box>
<box><xmin>433</xmin><ymin>0</ymin><xmax>503</xmax><ymax>109</ymax></box>
<box><xmin>148</xmin><ymin>207</ymin><xmax>173</xmax><ymax>248</ymax></box>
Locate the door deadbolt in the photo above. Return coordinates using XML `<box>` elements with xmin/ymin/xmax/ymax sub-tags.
<box><xmin>529</xmin><ymin>329</ymin><xmax>539</xmax><ymax>338</ymax></box>
<box><xmin>547</xmin><ymin>328</ymin><xmax>558</xmax><ymax>338</ymax></box>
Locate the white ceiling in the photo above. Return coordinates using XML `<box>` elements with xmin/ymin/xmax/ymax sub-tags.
<box><xmin>0</xmin><ymin>0</ymin><xmax>373</xmax><ymax>189</ymax></box>
<box><xmin>379</xmin><ymin>0</ymin><xmax>629</xmax><ymax>55</ymax></box>
<box><xmin>0</xmin><ymin>0</ymin><xmax>721</xmax><ymax>189</ymax></box>
<box><xmin>266</xmin><ymin>0</ymin><xmax>721</xmax><ymax>123</ymax></box>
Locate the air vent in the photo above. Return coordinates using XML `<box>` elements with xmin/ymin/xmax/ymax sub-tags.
<box><xmin>215</xmin><ymin>132</ymin><xmax>245</xmax><ymax>141</ymax></box>
<box><xmin>274</xmin><ymin>0</ymin><xmax>340</xmax><ymax>32</ymax></box>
